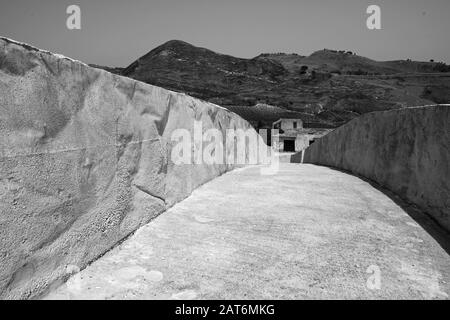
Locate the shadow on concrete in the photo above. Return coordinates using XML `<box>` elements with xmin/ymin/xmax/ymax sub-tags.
<box><xmin>302</xmin><ymin>163</ymin><xmax>450</xmax><ymax>256</ymax></box>
<box><xmin>290</xmin><ymin>151</ymin><xmax>303</xmax><ymax>163</ymax></box>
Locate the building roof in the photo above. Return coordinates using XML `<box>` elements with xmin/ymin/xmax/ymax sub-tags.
<box><xmin>274</xmin><ymin>118</ymin><xmax>303</xmax><ymax>122</ymax></box>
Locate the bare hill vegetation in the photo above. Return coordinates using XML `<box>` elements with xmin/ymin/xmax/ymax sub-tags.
<box><xmin>92</xmin><ymin>41</ymin><xmax>450</xmax><ymax>128</ymax></box>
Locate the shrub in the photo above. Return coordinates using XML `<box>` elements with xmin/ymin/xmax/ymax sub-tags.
<box><xmin>300</xmin><ymin>65</ymin><xmax>308</xmax><ymax>74</ymax></box>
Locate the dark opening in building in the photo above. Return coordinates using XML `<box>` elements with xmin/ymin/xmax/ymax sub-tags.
<box><xmin>267</xmin><ymin>132</ymin><xmax>272</xmax><ymax>146</ymax></box>
<box><xmin>284</xmin><ymin>139</ymin><xmax>295</xmax><ymax>152</ymax></box>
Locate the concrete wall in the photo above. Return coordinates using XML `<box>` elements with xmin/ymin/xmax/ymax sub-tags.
<box><xmin>0</xmin><ymin>38</ymin><xmax>261</xmax><ymax>299</ymax></box>
<box><xmin>295</xmin><ymin>135</ymin><xmax>310</xmax><ymax>153</ymax></box>
<box><xmin>303</xmin><ymin>105</ymin><xmax>450</xmax><ymax>232</ymax></box>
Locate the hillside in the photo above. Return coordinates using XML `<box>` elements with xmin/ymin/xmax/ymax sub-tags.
<box><xmin>93</xmin><ymin>41</ymin><xmax>450</xmax><ymax>128</ymax></box>
<box><xmin>258</xmin><ymin>49</ymin><xmax>450</xmax><ymax>75</ymax></box>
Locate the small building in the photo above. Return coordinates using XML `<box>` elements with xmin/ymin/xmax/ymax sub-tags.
<box><xmin>272</xmin><ymin>118</ymin><xmax>309</xmax><ymax>152</ymax></box>
<box><xmin>271</xmin><ymin>118</ymin><xmax>332</xmax><ymax>153</ymax></box>
<box><xmin>273</xmin><ymin>118</ymin><xmax>303</xmax><ymax>132</ymax></box>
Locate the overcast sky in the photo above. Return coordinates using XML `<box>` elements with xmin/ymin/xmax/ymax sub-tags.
<box><xmin>1</xmin><ymin>0</ymin><xmax>449</xmax><ymax>66</ymax></box>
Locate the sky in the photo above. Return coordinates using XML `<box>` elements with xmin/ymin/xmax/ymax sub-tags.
<box><xmin>0</xmin><ymin>0</ymin><xmax>449</xmax><ymax>67</ymax></box>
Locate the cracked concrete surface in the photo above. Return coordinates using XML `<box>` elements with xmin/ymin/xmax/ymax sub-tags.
<box><xmin>46</xmin><ymin>164</ymin><xmax>450</xmax><ymax>300</ymax></box>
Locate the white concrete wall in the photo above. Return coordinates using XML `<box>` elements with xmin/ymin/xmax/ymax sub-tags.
<box><xmin>0</xmin><ymin>38</ymin><xmax>262</xmax><ymax>299</ymax></box>
<box><xmin>304</xmin><ymin>105</ymin><xmax>450</xmax><ymax>233</ymax></box>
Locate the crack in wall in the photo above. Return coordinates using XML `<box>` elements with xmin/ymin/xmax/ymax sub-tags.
<box><xmin>133</xmin><ymin>184</ymin><xmax>166</xmax><ymax>205</ymax></box>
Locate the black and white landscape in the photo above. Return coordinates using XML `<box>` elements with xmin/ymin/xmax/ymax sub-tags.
<box><xmin>0</xmin><ymin>0</ymin><xmax>449</xmax><ymax>302</ymax></box>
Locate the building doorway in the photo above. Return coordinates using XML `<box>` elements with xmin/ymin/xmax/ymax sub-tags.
<box><xmin>283</xmin><ymin>139</ymin><xmax>295</xmax><ymax>152</ymax></box>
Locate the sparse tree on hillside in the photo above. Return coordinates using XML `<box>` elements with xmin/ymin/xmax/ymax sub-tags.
<box><xmin>300</xmin><ymin>65</ymin><xmax>308</xmax><ymax>75</ymax></box>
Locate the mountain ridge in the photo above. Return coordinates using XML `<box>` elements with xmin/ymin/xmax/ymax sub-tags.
<box><xmin>91</xmin><ymin>40</ymin><xmax>450</xmax><ymax>128</ymax></box>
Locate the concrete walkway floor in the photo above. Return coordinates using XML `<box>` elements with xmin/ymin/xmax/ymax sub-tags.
<box><xmin>46</xmin><ymin>164</ymin><xmax>450</xmax><ymax>300</ymax></box>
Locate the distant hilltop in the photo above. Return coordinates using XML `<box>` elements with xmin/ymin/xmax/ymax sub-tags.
<box><xmin>91</xmin><ymin>40</ymin><xmax>450</xmax><ymax>128</ymax></box>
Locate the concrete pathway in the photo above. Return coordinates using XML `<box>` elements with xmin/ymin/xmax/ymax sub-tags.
<box><xmin>46</xmin><ymin>164</ymin><xmax>450</xmax><ymax>300</ymax></box>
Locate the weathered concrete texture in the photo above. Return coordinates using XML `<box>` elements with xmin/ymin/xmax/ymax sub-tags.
<box><xmin>0</xmin><ymin>38</ymin><xmax>259</xmax><ymax>299</ymax></box>
<box><xmin>46</xmin><ymin>164</ymin><xmax>450</xmax><ymax>300</ymax></box>
<box><xmin>303</xmin><ymin>106</ymin><xmax>450</xmax><ymax>233</ymax></box>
